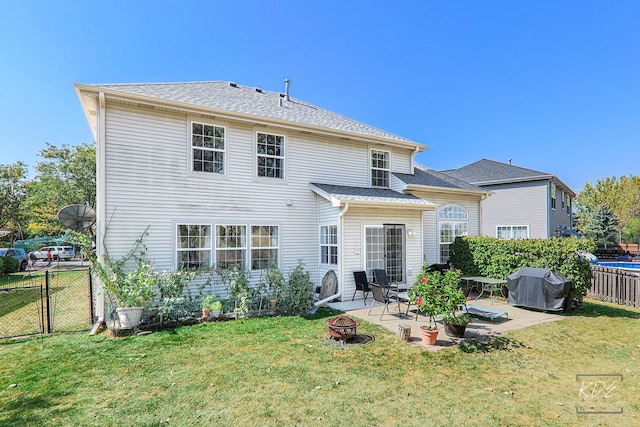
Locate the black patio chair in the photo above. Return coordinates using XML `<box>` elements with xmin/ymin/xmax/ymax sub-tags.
<box><xmin>367</xmin><ymin>283</ymin><xmax>410</xmax><ymax>320</ymax></box>
<box><xmin>352</xmin><ymin>271</ymin><xmax>371</xmax><ymax>304</ymax></box>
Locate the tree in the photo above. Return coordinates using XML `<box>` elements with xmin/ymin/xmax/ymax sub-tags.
<box><xmin>581</xmin><ymin>205</ymin><xmax>619</xmax><ymax>249</ymax></box>
<box><xmin>0</xmin><ymin>162</ymin><xmax>29</xmax><ymax>241</ymax></box>
<box><xmin>23</xmin><ymin>143</ymin><xmax>96</xmax><ymax>236</ymax></box>
<box><xmin>575</xmin><ymin>175</ymin><xmax>640</xmax><ymax>243</ymax></box>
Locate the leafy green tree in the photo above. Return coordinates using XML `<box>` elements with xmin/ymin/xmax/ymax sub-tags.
<box><xmin>0</xmin><ymin>161</ymin><xmax>29</xmax><ymax>241</ymax></box>
<box><xmin>582</xmin><ymin>205</ymin><xmax>619</xmax><ymax>248</ymax></box>
<box><xmin>622</xmin><ymin>217</ymin><xmax>640</xmax><ymax>245</ymax></box>
<box><xmin>23</xmin><ymin>143</ymin><xmax>96</xmax><ymax>236</ymax></box>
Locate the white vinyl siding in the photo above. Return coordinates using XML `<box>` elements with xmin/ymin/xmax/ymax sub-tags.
<box><xmin>100</xmin><ymin>100</ymin><xmax>424</xmax><ymax>299</ymax></box>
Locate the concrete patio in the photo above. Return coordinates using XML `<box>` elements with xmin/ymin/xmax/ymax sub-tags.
<box><xmin>326</xmin><ymin>295</ymin><xmax>566</xmax><ymax>351</ymax></box>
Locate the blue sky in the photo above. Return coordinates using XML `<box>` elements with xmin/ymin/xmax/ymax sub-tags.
<box><xmin>1</xmin><ymin>1</ymin><xmax>638</xmax><ymax>192</ymax></box>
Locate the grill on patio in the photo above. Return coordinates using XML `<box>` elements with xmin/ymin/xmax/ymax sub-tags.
<box><xmin>326</xmin><ymin>316</ymin><xmax>358</xmax><ymax>341</ymax></box>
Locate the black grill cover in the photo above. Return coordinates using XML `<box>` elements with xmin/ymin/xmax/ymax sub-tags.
<box><xmin>507</xmin><ymin>267</ymin><xmax>571</xmax><ymax>311</ymax></box>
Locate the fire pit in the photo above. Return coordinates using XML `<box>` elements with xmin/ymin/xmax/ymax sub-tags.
<box><xmin>326</xmin><ymin>315</ymin><xmax>358</xmax><ymax>341</ymax></box>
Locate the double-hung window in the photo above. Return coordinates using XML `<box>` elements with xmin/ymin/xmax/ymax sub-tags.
<box><xmin>192</xmin><ymin>122</ymin><xmax>225</xmax><ymax>174</ymax></box>
<box><xmin>257</xmin><ymin>132</ymin><xmax>285</xmax><ymax>178</ymax></box>
<box><xmin>251</xmin><ymin>226</ymin><xmax>279</xmax><ymax>270</ymax></box>
<box><xmin>550</xmin><ymin>183</ymin><xmax>557</xmax><ymax>209</ymax></box>
<box><xmin>216</xmin><ymin>225</ymin><xmax>247</xmax><ymax>269</ymax></box>
<box><xmin>320</xmin><ymin>225</ymin><xmax>338</xmax><ymax>265</ymax></box>
<box><xmin>176</xmin><ymin>225</ymin><xmax>212</xmax><ymax>269</ymax></box>
<box><xmin>371</xmin><ymin>149</ymin><xmax>390</xmax><ymax>188</ymax></box>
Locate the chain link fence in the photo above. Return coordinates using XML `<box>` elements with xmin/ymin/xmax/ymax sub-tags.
<box><xmin>0</xmin><ymin>267</ymin><xmax>93</xmax><ymax>339</ymax></box>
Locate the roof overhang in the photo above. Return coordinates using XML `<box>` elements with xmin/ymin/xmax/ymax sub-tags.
<box><xmin>74</xmin><ymin>83</ymin><xmax>427</xmax><ymax>152</ymax></box>
<box><xmin>473</xmin><ymin>175</ymin><xmax>575</xmax><ymax>197</ymax></box>
<box><xmin>404</xmin><ymin>184</ymin><xmax>493</xmax><ymax>198</ymax></box>
<box><xmin>311</xmin><ymin>185</ymin><xmax>437</xmax><ymax>210</ymax></box>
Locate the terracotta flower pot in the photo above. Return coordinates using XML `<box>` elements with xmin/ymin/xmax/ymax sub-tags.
<box><xmin>202</xmin><ymin>308</ymin><xmax>211</xmax><ymax>318</ymax></box>
<box><xmin>419</xmin><ymin>325</ymin><xmax>439</xmax><ymax>345</ymax></box>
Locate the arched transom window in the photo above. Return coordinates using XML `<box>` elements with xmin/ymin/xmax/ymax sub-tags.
<box><xmin>438</xmin><ymin>205</ymin><xmax>468</xmax><ymax>263</ymax></box>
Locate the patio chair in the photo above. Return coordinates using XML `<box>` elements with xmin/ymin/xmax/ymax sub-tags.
<box><xmin>367</xmin><ymin>283</ymin><xmax>410</xmax><ymax>320</ymax></box>
<box><xmin>373</xmin><ymin>268</ymin><xmax>408</xmax><ymax>292</ymax></box>
<box><xmin>352</xmin><ymin>271</ymin><xmax>372</xmax><ymax>304</ymax></box>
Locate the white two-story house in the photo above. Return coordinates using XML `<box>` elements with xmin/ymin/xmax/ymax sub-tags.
<box><xmin>74</xmin><ymin>80</ymin><xmax>488</xmax><ymax>315</ymax></box>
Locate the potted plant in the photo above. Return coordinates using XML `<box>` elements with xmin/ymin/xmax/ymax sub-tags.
<box><xmin>201</xmin><ymin>294</ymin><xmax>217</xmax><ymax>318</ymax></box>
<box><xmin>437</xmin><ymin>269</ymin><xmax>470</xmax><ymax>338</ymax></box>
<box><xmin>105</xmin><ymin>259</ymin><xmax>158</xmax><ymax>328</ymax></box>
<box><xmin>409</xmin><ymin>267</ymin><xmax>469</xmax><ymax>341</ymax></box>
<box><xmin>211</xmin><ymin>300</ymin><xmax>223</xmax><ymax>317</ymax></box>
<box><xmin>408</xmin><ymin>270</ymin><xmax>445</xmax><ymax>345</ymax></box>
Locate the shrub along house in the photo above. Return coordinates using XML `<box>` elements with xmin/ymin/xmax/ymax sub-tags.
<box><xmin>74</xmin><ymin>80</ymin><xmax>489</xmax><ymax>318</ymax></box>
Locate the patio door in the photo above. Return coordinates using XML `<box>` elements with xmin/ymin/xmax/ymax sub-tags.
<box><xmin>384</xmin><ymin>224</ymin><xmax>405</xmax><ymax>284</ymax></box>
<box><xmin>365</xmin><ymin>224</ymin><xmax>405</xmax><ymax>284</ymax></box>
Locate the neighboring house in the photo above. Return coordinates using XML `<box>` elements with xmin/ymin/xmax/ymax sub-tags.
<box><xmin>74</xmin><ymin>80</ymin><xmax>486</xmax><ymax>316</ymax></box>
<box><xmin>441</xmin><ymin>159</ymin><xmax>575</xmax><ymax>239</ymax></box>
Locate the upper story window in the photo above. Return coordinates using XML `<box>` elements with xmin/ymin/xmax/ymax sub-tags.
<box><xmin>257</xmin><ymin>132</ymin><xmax>285</xmax><ymax>179</ymax></box>
<box><xmin>561</xmin><ymin>191</ymin><xmax>565</xmax><ymax>210</ymax></box>
<box><xmin>371</xmin><ymin>149</ymin><xmax>390</xmax><ymax>188</ymax></box>
<box><xmin>192</xmin><ymin>122</ymin><xmax>225</xmax><ymax>174</ymax></box>
<box><xmin>567</xmin><ymin>197</ymin><xmax>571</xmax><ymax>215</ymax></box>
<box><xmin>550</xmin><ymin>183</ymin><xmax>557</xmax><ymax>209</ymax></box>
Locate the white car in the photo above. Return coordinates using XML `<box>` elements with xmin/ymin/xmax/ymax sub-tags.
<box><xmin>34</xmin><ymin>246</ymin><xmax>75</xmax><ymax>261</ymax></box>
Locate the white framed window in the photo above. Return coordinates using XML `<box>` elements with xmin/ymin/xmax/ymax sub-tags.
<box><xmin>257</xmin><ymin>132</ymin><xmax>285</xmax><ymax>179</ymax></box>
<box><xmin>176</xmin><ymin>224</ymin><xmax>212</xmax><ymax>269</ymax></box>
<box><xmin>370</xmin><ymin>149</ymin><xmax>390</xmax><ymax>188</ymax></box>
<box><xmin>497</xmin><ymin>225</ymin><xmax>529</xmax><ymax>240</ymax></box>
<box><xmin>550</xmin><ymin>183</ymin><xmax>557</xmax><ymax>209</ymax></box>
<box><xmin>439</xmin><ymin>205</ymin><xmax>468</xmax><ymax>263</ymax></box>
<box><xmin>216</xmin><ymin>225</ymin><xmax>247</xmax><ymax>269</ymax></box>
<box><xmin>251</xmin><ymin>225</ymin><xmax>279</xmax><ymax>270</ymax></box>
<box><xmin>561</xmin><ymin>191</ymin><xmax>565</xmax><ymax>210</ymax></box>
<box><xmin>320</xmin><ymin>225</ymin><xmax>338</xmax><ymax>265</ymax></box>
<box><xmin>192</xmin><ymin>122</ymin><xmax>225</xmax><ymax>174</ymax></box>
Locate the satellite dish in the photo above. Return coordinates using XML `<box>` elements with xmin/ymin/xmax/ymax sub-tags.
<box><xmin>57</xmin><ymin>204</ymin><xmax>96</xmax><ymax>231</ymax></box>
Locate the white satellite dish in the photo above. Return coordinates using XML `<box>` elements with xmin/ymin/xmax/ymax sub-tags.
<box><xmin>57</xmin><ymin>204</ymin><xmax>96</xmax><ymax>231</ymax></box>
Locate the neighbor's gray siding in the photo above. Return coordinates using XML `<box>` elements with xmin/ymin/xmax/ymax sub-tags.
<box><xmin>480</xmin><ymin>181</ymin><xmax>548</xmax><ymax>238</ymax></box>
<box><xmin>549</xmin><ymin>185</ymin><xmax>573</xmax><ymax>237</ymax></box>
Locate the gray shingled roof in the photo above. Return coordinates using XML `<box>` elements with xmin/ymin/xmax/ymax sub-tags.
<box><xmin>311</xmin><ymin>183</ymin><xmax>420</xmax><ymax>200</ymax></box>
<box><xmin>440</xmin><ymin>159</ymin><xmax>552</xmax><ymax>185</ymax></box>
<box><xmin>81</xmin><ymin>81</ymin><xmax>418</xmax><ymax>144</ymax></box>
<box><xmin>394</xmin><ymin>165</ymin><xmax>487</xmax><ymax>192</ymax></box>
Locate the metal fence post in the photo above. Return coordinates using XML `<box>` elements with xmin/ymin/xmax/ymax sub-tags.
<box><xmin>45</xmin><ymin>270</ymin><xmax>52</xmax><ymax>334</ymax></box>
<box><xmin>88</xmin><ymin>268</ymin><xmax>94</xmax><ymax>324</ymax></box>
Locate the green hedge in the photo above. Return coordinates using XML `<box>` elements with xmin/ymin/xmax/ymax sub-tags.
<box><xmin>0</xmin><ymin>257</ymin><xmax>20</xmax><ymax>275</ymax></box>
<box><xmin>451</xmin><ymin>236</ymin><xmax>597</xmax><ymax>308</ymax></box>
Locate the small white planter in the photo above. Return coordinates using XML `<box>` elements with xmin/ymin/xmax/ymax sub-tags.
<box><xmin>116</xmin><ymin>307</ymin><xmax>144</xmax><ymax>329</ymax></box>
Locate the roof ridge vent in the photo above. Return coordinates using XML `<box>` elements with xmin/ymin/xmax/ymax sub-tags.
<box><xmin>229</xmin><ymin>82</ymin><xmax>237</xmax><ymax>88</ymax></box>
<box><xmin>255</xmin><ymin>87</ymin><xmax>263</xmax><ymax>93</ymax></box>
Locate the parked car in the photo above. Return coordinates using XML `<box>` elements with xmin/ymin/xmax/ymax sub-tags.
<box><xmin>0</xmin><ymin>248</ymin><xmax>28</xmax><ymax>271</ymax></box>
<box><xmin>33</xmin><ymin>246</ymin><xmax>75</xmax><ymax>261</ymax></box>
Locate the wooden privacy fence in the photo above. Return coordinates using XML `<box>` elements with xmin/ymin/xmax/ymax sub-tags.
<box><xmin>589</xmin><ymin>265</ymin><xmax>640</xmax><ymax>308</ymax></box>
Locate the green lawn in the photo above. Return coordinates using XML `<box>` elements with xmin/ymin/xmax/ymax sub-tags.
<box><xmin>0</xmin><ymin>270</ymin><xmax>91</xmax><ymax>337</ymax></box>
<box><xmin>0</xmin><ymin>300</ymin><xmax>638</xmax><ymax>426</ymax></box>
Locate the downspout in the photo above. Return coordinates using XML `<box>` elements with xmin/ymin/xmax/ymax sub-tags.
<box><xmin>314</xmin><ymin>202</ymin><xmax>349</xmax><ymax>306</ymax></box>
<box><xmin>94</xmin><ymin>92</ymin><xmax>107</xmax><ymax>327</ymax></box>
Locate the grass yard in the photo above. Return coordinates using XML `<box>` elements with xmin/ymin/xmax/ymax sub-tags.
<box><xmin>0</xmin><ymin>300</ymin><xmax>638</xmax><ymax>426</ymax></box>
<box><xmin>0</xmin><ymin>270</ymin><xmax>91</xmax><ymax>337</ymax></box>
